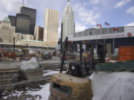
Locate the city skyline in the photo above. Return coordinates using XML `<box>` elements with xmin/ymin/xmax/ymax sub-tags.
<box><xmin>0</xmin><ymin>6</ymin><xmax>59</xmax><ymax>48</ymax></box>
<box><xmin>0</xmin><ymin>0</ymin><xmax>134</xmax><ymax>33</ymax></box>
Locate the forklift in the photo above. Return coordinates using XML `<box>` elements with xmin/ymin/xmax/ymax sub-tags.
<box><xmin>49</xmin><ymin>37</ymin><xmax>107</xmax><ymax>100</ymax></box>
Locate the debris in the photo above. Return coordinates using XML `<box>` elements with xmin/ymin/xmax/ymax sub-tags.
<box><xmin>0</xmin><ymin>66</ymin><xmax>19</xmax><ymax>85</ymax></box>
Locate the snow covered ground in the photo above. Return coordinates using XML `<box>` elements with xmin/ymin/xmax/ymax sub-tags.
<box><xmin>2</xmin><ymin>69</ymin><xmax>60</xmax><ymax>100</ymax></box>
<box><xmin>26</xmin><ymin>84</ymin><xmax>50</xmax><ymax>100</ymax></box>
<box><xmin>43</xmin><ymin>70</ymin><xmax>66</xmax><ymax>77</ymax></box>
<box><xmin>2</xmin><ymin>84</ymin><xmax>50</xmax><ymax>100</ymax></box>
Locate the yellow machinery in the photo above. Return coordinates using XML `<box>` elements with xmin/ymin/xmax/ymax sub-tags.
<box><xmin>49</xmin><ymin>37</ymin><xmax>106</xmax><ymax>100</ymax></box>
<box><xmin>49</xmin><ymin>74</ymin><xmax>92</xmax><ymax>100</ymax></box>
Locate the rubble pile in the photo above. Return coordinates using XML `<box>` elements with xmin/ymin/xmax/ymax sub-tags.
<box><xmin>19</xmin><ymin>57</ymin><xmax>43</xmax><ymax>80</ymax></box>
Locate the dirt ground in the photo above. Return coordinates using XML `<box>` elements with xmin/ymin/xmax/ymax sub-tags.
<box><xmin>1</xmin><ymin>84</ymin><xmax>46</xmax><ymax>100</ymax></box>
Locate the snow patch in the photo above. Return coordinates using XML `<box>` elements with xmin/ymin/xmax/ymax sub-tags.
<box><xmin>2</xmin><ymin>91</ymin><xmax>23</xmax><ymax>99</ymax></box>
<box><xmin>20</xmin><ymin>57</ymin><xmax>40</xmax><ymax>71</ymax></box>
<box><xmin>91</xmin><ymin>72</ymin><xmax>134</xmax><ymax>100</ymax></box>
<box><xmin>43</xmin><ymin>70</ymin><xmax>59</xmax><ymax>77</ymax></box>
<box><xmin>43</xmin><ymin>70</ymin><xmax>66</xmax><ymax>77</ymax></box>
<box><xmin>2</xmin><ymin>84</ymin><xmax>50</xmax><ymax>100</ymax></box>
<box><xmin>26</xmin><ymin>84</ymin><xmax>50</xmax><ymax>100</ymax></box>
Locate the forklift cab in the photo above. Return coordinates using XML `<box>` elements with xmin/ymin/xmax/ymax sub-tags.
<box><xmin>60</xmin><ymin>38</ymin><xmax>107</xmax><ymax>77</ymax></box>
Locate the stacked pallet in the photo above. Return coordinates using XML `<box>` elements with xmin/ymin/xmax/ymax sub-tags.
<box><xmin>0</xmin><ymin>66</ymin><xmax>19</xmax><ymax>86</ymax></box>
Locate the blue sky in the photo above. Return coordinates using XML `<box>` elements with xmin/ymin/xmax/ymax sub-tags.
<box><xmin>0</xmin><ymin>0</ymin><xmax>134</xmax><ymax>32</ymax></box>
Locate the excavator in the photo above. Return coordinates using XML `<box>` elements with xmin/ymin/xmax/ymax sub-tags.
<box><xmin>49</xmin><ymin>37</ymin><xmax>107</xmax><ymax>100</ymax></box>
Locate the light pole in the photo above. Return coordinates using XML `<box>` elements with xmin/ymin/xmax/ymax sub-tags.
<box><xmin>113</xmin><ymin>28</ymin><xmax>118</xmax><ymax>55</ymax></box>
<box><xmin>13</xmin><ymin>37</ymin><xmax>16</xmax><ymax>52</ymax></box>
<box><xmin>113</xmin><ymin>35</ymin><xmax>115</xmax><ymax>55</ymax></box>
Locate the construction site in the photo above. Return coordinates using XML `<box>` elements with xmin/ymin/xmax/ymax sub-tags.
<box><xmin>0</xmin><ymin>0</ymin><xmax>134</xmax><ymax>100</ymax></box>
<box><xmin>0</xmin><ymin>37</ymin><xmax>134</xmax><ymax>100</ymax></box>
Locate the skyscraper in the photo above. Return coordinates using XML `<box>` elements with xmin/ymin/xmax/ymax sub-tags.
<box><xmin>62</xmin><ymin>0</ymin><xmax>75</xmax><ymax>41</ymax></box>
<box><xmin>8</xmin><ymin>6</ymin><xmax>36</xmax><ymax>35</ymax></box>
<box><xmin>20</xmin><ymin>7</ymin><xmax>36</xmax><ymax>35</ymax></box>
<box><xmin>44</xmin><ymin>9</ymin><xmax>59</xmax><ymax>47</ymax></box>
<box><xmin>16</xmin><ymin>14</ymin><xmax>30</xmax><ymax>34</ymax></box>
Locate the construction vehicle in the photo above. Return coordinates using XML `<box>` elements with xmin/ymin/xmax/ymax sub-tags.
<box><xmin>49</xmin><ymin>37</ymin><xmax>107</xmax><ymax>100</ymax></box>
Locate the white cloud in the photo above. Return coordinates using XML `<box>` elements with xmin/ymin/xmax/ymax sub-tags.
<box><xmin>89</xmin><ymin>0</ymin><xmax>101</xmax><ymax>5</ymax></box>
<box><xmin>89</xmin><ymin>0</ymin><xmax>108</xmax><ymax>6</ymax></box>
<box><xmin>75</xmin><ymin>23</ymin><xmax>87</xmax><ymax>32</ymax></box>
<box><xmin>74</xmin><ymin>3</ymin><xmax>100</xmax><ymax>26</ymax></box>
<box><xmin>115</xmin><ymin>0</ymin><xmax>131</xmax><ymax>8</ymax></box>
<box><xmin>0</xmin><ymin>0</ymin><xmax>22</xmax><ymax>20</ymax></box>
<box><xmin>127</xmin><ymin>6</ymin><xmax>134</xmax><ymax>15</ymax></box>
<box><xmin>126</xmin><ymin>22</ymin><xmax>134</xmax><ymax>26</ymax></box>
<box><xmin>0</xmin><ymin>0</ymin><xmax>65</xmax><ymax>26</ymax></box>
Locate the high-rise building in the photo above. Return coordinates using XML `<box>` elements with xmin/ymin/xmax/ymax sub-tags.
<box><xmin>34</xmin><ymin>26</ymin><xmax>44</xmax><ymax>41</ymax></box>
<box><xmin>0</xmin><ymin>18</ymin><xmax>15</xmax><ymax>43</ymax></box>
<box><xmin>62</xmin><ymin>0</ymin><xmax>75</xmax><ymax>41</ymax></box>
<box><xmin>20</xmin><ymin>7</ymin><xmax>36</xmax><ymax>35</ymax></box>
<box><xmin>16</xmin><ymin>14</ymin><xmax>30</xmax><ymax>34</ymax></box>
<box><xmin>8</xmin><ymin>6</ymin><xmax>36</xmax><ymax>35</ymax></box>
<box><xmin>8</xmin><ymin>16</ymin><xmax>16</xmax><ymax>26</ymax></box>
<box><xmin>44</xmin><ymin>9</ymin><xmax>59</xmax><ymax>47</ymax></box>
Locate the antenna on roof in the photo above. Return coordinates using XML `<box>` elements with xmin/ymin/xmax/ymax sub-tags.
<box><xmin>22</xmin><ymin>0</ymin><xmax>25</xmax><ymax>6</ymax></box>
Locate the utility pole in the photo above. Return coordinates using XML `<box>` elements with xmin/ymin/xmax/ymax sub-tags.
<box><xmin>13</xmin><ymin>37</ymin><xmax>16</xmax><ymax>52</ymax></box>
<box><xmin>60</xmin><ymin>23</ymin><xmax>63</xmax><ymax>53</ymax></box>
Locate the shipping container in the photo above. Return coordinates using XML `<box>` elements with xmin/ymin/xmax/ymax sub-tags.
<box><xmin>119</xmin><ymin>46</ymin><xmax>133</xmax><ymax>56</ymax></box>
<box><xmin>133</xmin><ymin>48</ymin><xmax>134</xmax><ymax>59</ymax></box>
<box><xmin>119</xmin><ymin>46</ymin><xmax>134</xmax><ymax>61</ymax></box>
<box><xmin>119</xmin><ymin>56</ymin><xmax>133</xmax><ymax>61</ymax></box>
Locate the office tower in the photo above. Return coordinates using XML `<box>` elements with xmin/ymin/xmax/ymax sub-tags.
<box><xmin>34</xmin><ymin>26</ymin><xmax>44</xmax><ymax>41</ymax></box>
<box><xmin>44</xmin><ymin>9</ymin><xmax>59</xmax><ymax>47</ymax></box>
<box><xmin>8</xmin><ymin>16</ymin><xmax>16</xmax><ymax>26</ymax></box>
<box><xmin>0</xmin><ymin>18</ymin><xmax>15</xmax><ymax>43</ymax></box>
<box><xmin>20</xmin><ymin>7</ymin><xmax>36</xmax><ymax>35</ymax></box>
<box><xmin>16</xmin><ymin>14</ymin><xmax>30</xmax><ymax>34</ymax></box>
<box><xmin>62</xmin><ymin>0</ymin><xmax>75</xmax><ymax>41</ymax></box>
<box><xmin>8</xmin><ymin>6</ymin><xmax>36</xmax><ymax>35</ymax></box>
